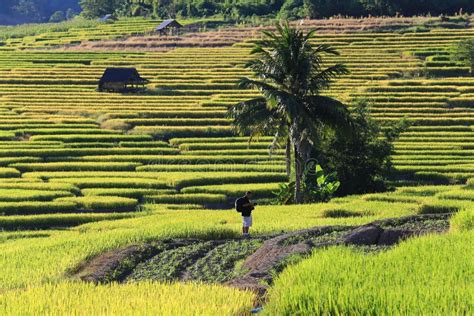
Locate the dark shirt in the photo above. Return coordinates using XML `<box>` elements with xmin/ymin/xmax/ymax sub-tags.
<box><xmin>237</xmin><ymin>196</ymin><xmax>254</xmax><ymax>217</ymax></box>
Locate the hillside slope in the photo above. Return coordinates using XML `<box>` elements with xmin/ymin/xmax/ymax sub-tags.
<box><xmin>0</xmin><ymin>17</ymin><xmax>472</xmax><ymax>213</ymax></box>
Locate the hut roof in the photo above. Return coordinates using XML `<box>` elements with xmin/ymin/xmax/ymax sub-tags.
<box><xmin>99</xmin><ymin>68</ymin><xmax>149</xmax><ymax>85</ymax></box>
<box><xmin>155</xmin><ymin>19</ymin><xmax>183</xmax><ymax>31</ymax></box>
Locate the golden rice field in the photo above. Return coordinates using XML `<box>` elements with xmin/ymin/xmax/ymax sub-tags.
<box><xmin>0</xmin><ymin>15</ymin><xmax>473</xmax><ymax>315</ymax></box>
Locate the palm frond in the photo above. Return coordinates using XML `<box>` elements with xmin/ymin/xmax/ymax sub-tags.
<box><xmin>313</xmin><ymin>44</ymin><xmax>342</xmax><ymax>56</ymax></box>
<box><xmin>238</xmin><ymin>78</ymin><xmax>293</xmax><ymax>105</ymax></box>
<box><xmin>305</xmin><ymin>95</ymin><xmax>353</xmax><ymax>135</ymax></box>
<box><xmin>227</xmin><ymin>97</ymin><xmax>279</xmax><ymax>136</ymax></box>
<box><xmin>232</xmin><ymin>22</ymin><xmax>351</xmax><ymax>159</ymax></box>
<box><xmin>309</xmin><ymin>64</ymin><xmax>349</xmax><ymax>92</ymax></box>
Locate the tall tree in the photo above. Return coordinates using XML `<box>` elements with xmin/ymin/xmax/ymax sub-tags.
<box><xmin>80</xmin><ymin>0</ymin><xmax>126</xmax><ymax>18</ymax></box>
<box><xmin>13</xmin><ymin>0</ymin><xmax>42</xmax><ymax>21</ymax></box>
<box><xmin>228</xmin><ymin>23</ymin><xmax>352</xmax><ymax>203</ymax></box>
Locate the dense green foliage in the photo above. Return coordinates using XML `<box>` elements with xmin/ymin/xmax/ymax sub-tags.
<box><xmin>2</xmin><ymin>0</ymin><xmax>473</xmax><ymax>24</ymax></box>
<box><xmin>79</xmin><ymin>0</ymin><xmax>127</xmax><ymax>19</ymax></box>
<box><xmin>273</xmin><ymin>164</ymin><xmax>340</xmax><ymax>204</ymax></box>
<box><xmin>0</xmin><ymin>1</ymin><xmax>79</xmax><ymax>24</ymax></box>
<box><xmin>228</xmin><ymin>23</ymin><xmax>350</xmax><ymax>203</ymax></box>
<box><xmin>320</xmin><ymin>100</ymin><xmax>408</xmax><ymax>196</ymax></box>
<box><xmin>79</xmin><ymin>0</ymin><xmax>474</xmax><ymax>19</ymax></box>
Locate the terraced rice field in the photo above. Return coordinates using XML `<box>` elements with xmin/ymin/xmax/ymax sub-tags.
<box><xmin>0</xmin><ymin>18</ymin><xmax>164</xmax><ymax>50</ymax></box>
<box><xmin>0</xmin><ymin>17</ymin><xmax>472</xmax><ymax>216</ymax></box>
<box><xmin>0</xmin><ymin>16</ymin><xmax>473</xmax><ymax>315</ymax></box>
<box><xmin>1</xmin><ymin>182</ymin><xmax>473</xmax><ymax>314</ymax></box>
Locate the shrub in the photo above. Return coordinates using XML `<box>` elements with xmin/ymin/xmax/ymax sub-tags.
<box><xmin>321</xmin><ymin>100</ymin><xmax>407</xmax><ymax>196</ymax></box>
<box><xmin>272</xmin><ymin>182</ymin><xmax>296</xmax><ymax>205</ymax></box>
<box><xmin>303</xmin><ymin>164</ymin><xmax>341</xmax><ymax>203</ymax></box>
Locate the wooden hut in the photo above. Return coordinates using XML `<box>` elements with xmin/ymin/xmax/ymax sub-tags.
<box><xmin>155</xmin><ymin>19</ymin><xmax>183</xmax><ymax>35</ymax></box>
<box><xmin>98</xmin><ymin>68</ymin><xmax>149</xmax><ymax>92</ymax></box>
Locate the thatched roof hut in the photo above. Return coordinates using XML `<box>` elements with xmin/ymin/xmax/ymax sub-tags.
<box><xmin>98</xmin><ymin>68</ymin><xmax>149</xmax><ymax>92</ymax></box>
<box><xmin>155</xmin><ymin>19</ymin><xmax>183</xmax><ymax>35</ymax></box>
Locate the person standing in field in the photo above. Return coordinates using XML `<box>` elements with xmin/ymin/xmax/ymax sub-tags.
<box><xmin>235</xmin><ymin>191</ymin><xmax>256</xmax><ymax>238</ymax></box>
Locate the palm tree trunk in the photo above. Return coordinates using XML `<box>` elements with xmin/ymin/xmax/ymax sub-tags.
<box><xmin>294</xmin><ymin>143</ymin><xmax>303</xmax><ymax>204</ymax></box>
<box><xmin>285</xmin><ymin>138</ymin><xmax>291</xmax><ymax>177</ymax></box>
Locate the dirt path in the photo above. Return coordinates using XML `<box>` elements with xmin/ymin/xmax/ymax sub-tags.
<box><xmin>225</xmin><ymin>226</ymin><xmax>351</xmax><ymax>295</ymax></box>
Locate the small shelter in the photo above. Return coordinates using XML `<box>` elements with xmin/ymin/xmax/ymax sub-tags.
<box><xmin>98</xmin><ymin>68</ymin><xmax>149</xmax><ymax>93</ymax></box>
<box><xmin>155</xmin><ymin>19</ymin><xmax>183</xmax><ymax>35</ymax></box>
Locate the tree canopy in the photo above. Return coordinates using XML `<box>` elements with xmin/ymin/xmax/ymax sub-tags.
<box><xmin>0</xmin><ymin>0</ymin><xmax>79</xmax><ymax>24</ymax></box>
<box><xmin>1</xmin><ymin>0</ymin><xmax>473</xmax><ymax>24</ymax></box>
<box><xmin>228</xmin><ymin>23</ymin><xmax>352</xmax><ymax>203</ymax></box>
<box><xmin>79</xmin><ymin>0</ymin><xmax>473</xmax><ymax>19</ymax></box>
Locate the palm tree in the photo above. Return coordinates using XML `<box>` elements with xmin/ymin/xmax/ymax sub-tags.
<box><xmin>228</xmin><ymin>22</ymin><xmax>352</xmax><ymax>204</ymax></box>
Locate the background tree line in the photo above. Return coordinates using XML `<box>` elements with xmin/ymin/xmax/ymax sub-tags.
<box><xmin>0</xmin><ymin>0</ymin><xmax>79</xmax><ymax>25</ymax></box>
<box><xmin>1</xmin><ymin>0</ymin><xmax>473</xmax><ymax>25</ymax></box>
<box><xmin>80</xmin><ymin>0</ymin><xmax>473</xmax><ymax>19</ymax></box>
